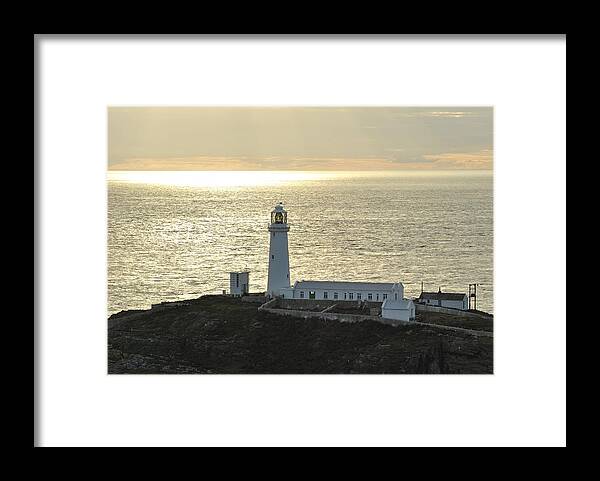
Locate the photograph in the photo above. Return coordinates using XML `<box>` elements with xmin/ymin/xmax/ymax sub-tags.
<box><xmin>107</xmin><ymin>106</ymin><xmax>494</xmax><ymax>374</ymax></box>
<box><xmin>36</xmin><ymin>34</ymin><xmax>566</xmax><ymax>447</ymax></box>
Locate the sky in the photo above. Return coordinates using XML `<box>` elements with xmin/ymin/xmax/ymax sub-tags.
<box><xmin>108</xmin><ymin>107</ymin><xmax>493</xmax><ymax>171</ymax></box>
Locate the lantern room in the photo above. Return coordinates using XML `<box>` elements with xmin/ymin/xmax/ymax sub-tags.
<box><xmin>270</xmin><ymin>202</ymin><xmax>288</xmax><ymax>224</ymax></box>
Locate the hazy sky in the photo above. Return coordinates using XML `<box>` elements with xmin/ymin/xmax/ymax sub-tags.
<box><xmin>108</xmin><ymin>107</ymin><xmax>493</xmax><ymax>171</ymax></box>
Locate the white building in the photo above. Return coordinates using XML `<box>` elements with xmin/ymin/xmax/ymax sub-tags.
<box><xmin>417</xmin><ymin>289</ymin><xmax>469</xmax><ymax>310</ymax></box>
<box><xmin>381</xmin><ymin>298</ymin><xmax>416</xmax><ymax>322</ymax></box>
<box><xmin>229</xmin><ymin>271</ymin><xmax>249</xmax><ymax>297</ymax></box>
<box><xmin>266</xmin><ymin>202</ymin><xmax>291</xmax><ymax>297</ymax></box>
<box><xmin>279</xmin><ymin>280</ymin><xmax>405</xmax><ymax>302</ymax></box>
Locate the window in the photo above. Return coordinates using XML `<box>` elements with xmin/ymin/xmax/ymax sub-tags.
<box><xmin>357</xmin><ymin>293</ymin><xmax>362</xmax><ymax>300</ymax></box>
<box><xmin>273</xmin><ymin>232</ymin><xmax>275</xmax><ymax>237</ymax></box>
<box><xmin>383</xmin><ymin>294</ymin><xmax>387</xmax><ymax>300</ymax></box>
<box><xmin>349</xmin><ymin>293</ymin><xmax>354</xmax><ymax>300</ymax></box>
<box><xmin>300</xmin><ymin>291</ymin><xmax>304</xmax><ymax>298</ymax></box>
<box><xmin>309</xmin><ymin>291</ymin><xmax>316</xmax><ymax>300</ymax></box>
<box><xmin>323</xmin><ymin>292</ymin><xmax>328</xmax><ymax>299</ymax></box>
<box><xmin>236</xmin><ymin>274</ymin><xmax>239</xmax><ymax>288</ymax></box>
<box><xmin>394</xmin><ymin>293</ymin><xmax>398</xmax><ymax>300</ymax></box>
<box><xmin>344</xmin><ymin>293</ymin><xmax>347</xmax><ymax>300</ymax></box>
<box><xmin>376</xmin><ymin>293</ymin><xmax>379</xmax><ymax>301</ymax></box>
<box><xmin>368</xmin><ymin>293</ymin><xmax>372</xmax><ymax>300</ymax></box>
<box><xmin>271</xmin><ymin>255</ymin><xmax>275</xmax><ymax>259</ymax></box>
<box><xmin>334</xmin><ymin>292</ymin><xmax>338</xmax><ymax>300</ymax></box>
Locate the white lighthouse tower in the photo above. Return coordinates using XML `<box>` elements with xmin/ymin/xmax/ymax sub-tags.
<box><xmin>267</xmin><ymin>202</ymin><xmax>291</xmax><ymax>297</ymax></box>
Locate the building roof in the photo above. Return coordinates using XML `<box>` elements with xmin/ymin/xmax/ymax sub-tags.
<box><xmin>419</xmin><ymin>291</ymin><xmax>467</xmax><ymax>301</ymax></box>
<box><xmin>294</xmin><ymin>280</ymin><xmax>400</xmax><ymax>291</ymax></box>
<box><xmin>382</xmin><ymin>299</ymin><xmax>414</xmax><ymax>310</ymax></box>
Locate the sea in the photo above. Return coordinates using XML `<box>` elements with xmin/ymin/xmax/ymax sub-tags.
<box><xmin>108</xmin><ymin>170</ymin><xmax>493</xmax><ymax>315</ymax></box>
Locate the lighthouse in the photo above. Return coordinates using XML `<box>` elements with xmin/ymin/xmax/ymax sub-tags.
<box><xmin>267</xmin><ymin>202</ymin><xmax>291</xmax><ymax>297</ymax></box>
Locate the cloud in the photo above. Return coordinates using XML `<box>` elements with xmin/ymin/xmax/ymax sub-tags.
<box><xmin>108</xmin><ymin>155</ymin><xmax>399</xmax><ymax>171</ymax></box>
<box><xmin>390</xmin><ymin>109</ymin><xmax>485</xmax><ymax>119</ymax></box>
<box><xmin>420</xmin><ymin>149</ymin><xmax>493</xmax><ymax>169</ymax></box>
<box><xmin>423</xmin><ymin>111</ymin><xmax>481</xmax><ymax>118</ymax></box>
<box><xmin>109</xmin><ymin>156</ymin><xmax>255</xmax><ymax>171</ymax></box>
<box><xmin>108</xmin><ymin>151</ymin><xmax>493</xmax><ymax>171</ymax></box>
<box><xmin>108</xmin><ymin>107</ymin><xmax>493</xmax><ymax>171</ymax></box>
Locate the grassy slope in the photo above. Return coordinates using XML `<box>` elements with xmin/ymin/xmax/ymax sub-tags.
<box><xmin>415</xmin><ymin>311</ymin><xmax>494</xmax><ymax>332</ymax></box>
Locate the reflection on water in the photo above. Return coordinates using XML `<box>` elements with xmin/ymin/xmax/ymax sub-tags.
<box><xmin>107</xmin><ymin>170</ymin><xmax>336</xmax><ymax>187</ymax></box>
<box><xmin>108</xmin><ymin>170</ymin><xmax>493</xmax><ymax>314</ymax></box>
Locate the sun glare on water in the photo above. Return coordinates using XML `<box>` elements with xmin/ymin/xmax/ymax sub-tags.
<box><xmin>107</xmin><ymin>170</ymin><xmax>480</xmax><ymax>188</ymax></box>
<box><xmin>106</xmin><ymin>170</ymin><xmax>345</xmax><ymax>187</ymax></box>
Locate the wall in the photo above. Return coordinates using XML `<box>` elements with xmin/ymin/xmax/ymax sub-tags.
<box><xmin>259</xmin><ymin>300</ymin><xmax>491</xmax><ymax>334</ymax></box>
<box><xmin>279</xmin><ymin>287</ymin><xmax>295</xmax><ymax>299</ymax></box>
<box><xmin>259</xmin><ymin>297</ymin><xmax>411</xmax><ymax>326</ymax></box>
<box><xmin>415</xmin><ymin>303</ymin><xmax>492</xmax><ymax>319</ymax></box>
<box><xmin>381</xmin><ymin>308</ymin><xmax>411</xmax><ymax>321</ymax></box>
<box><xmin>260</xmin><ymin>306</ymin><xmax>382</xmax><ymax>324</ymax></box>
<box><xmin>382</xmin><ymin>305</ymin><xmax>416</xmax><ymax>321</ymax></box>
<box><xmin>274</xmin><ymin>298</ymin><xmax>382</xmax><ymax>312</ymax></box>
<box><xmin>420</xmin><ymin>298</ymin><xmax>468</xmax><ymax>310</ymax></box>
<box><xmin>414</xmin><ymin>320</ymin><xmax>493</xmax><ymax>338</ymax></box>
<box><xmin>441</xmin><ymin>299</ymin><xmax>467</xmax><ymax>310</ymax></box>
<box><xmin>260</xmin><ymin>305</ymin><xmax>415</xmax><ymax>327</ymax></box>
<box><xmin>277</xmin><ymin>298</ymin><xmax>337</xmax><ymax>311</ymax></box>
<box><xmin>241</xmin><ymin>295</ymin><xmax>268</xmax><ymax>304</ymax></box>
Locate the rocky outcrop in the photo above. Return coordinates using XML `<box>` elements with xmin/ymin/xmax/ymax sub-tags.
<box><xmin>108</xmin><ymin>295</ymin><xmax>493</xmax><ymax>374</ymax></box>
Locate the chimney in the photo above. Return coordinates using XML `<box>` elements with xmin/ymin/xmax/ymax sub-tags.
<box><xmin>438</xmin><ymin>286</ymin><xmax>442</xmax><ymax>293</ymax></box>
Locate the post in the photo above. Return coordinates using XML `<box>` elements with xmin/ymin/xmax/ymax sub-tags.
<box><xmin>468</xmin><ymin>283</ymin><xmax>478</xmax><ymax>310</ymax></box>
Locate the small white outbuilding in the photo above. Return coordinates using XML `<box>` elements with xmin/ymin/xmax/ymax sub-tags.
<box><xmin>418</xmin><ymin>289</ymin><xmax>469</xmax><ymax>310</ymax></box>
<box><xmin>229</xmin><ymin>271</ymin><xmax>250</xmax><ymax>297</ymax></box>
<box><xmin>381</xmin><ymin>298</ymin><xmax>416</xmax><ymax>322</ymax></box>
